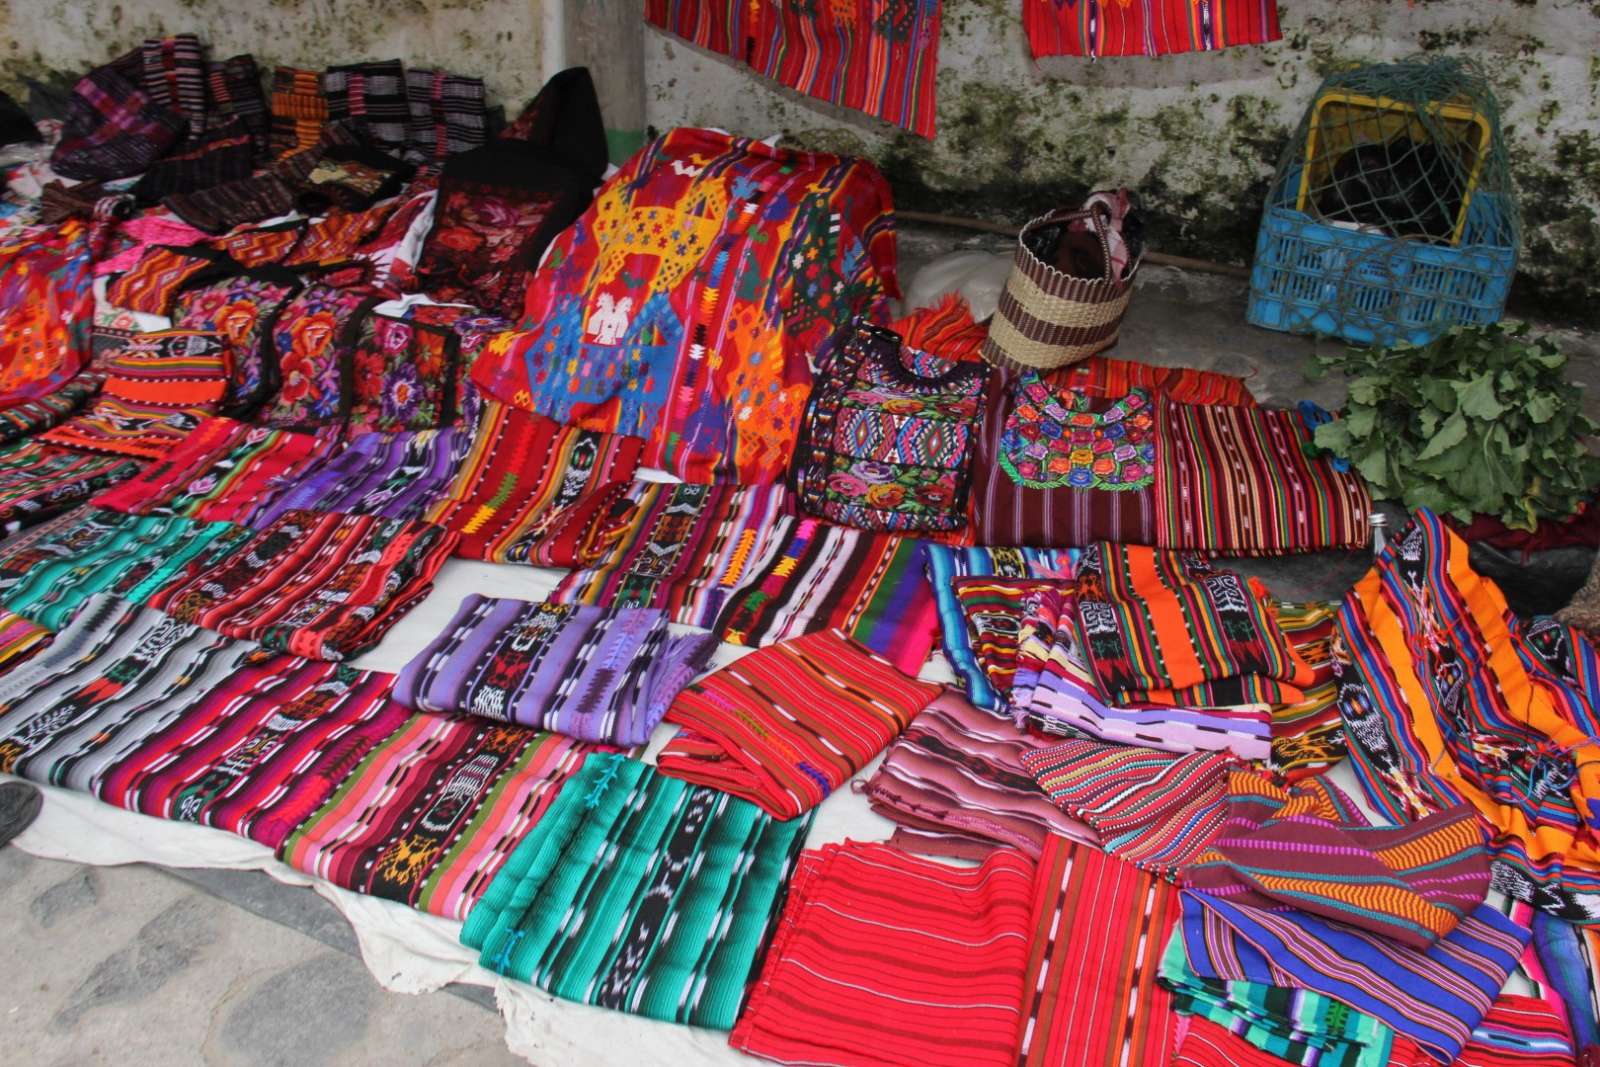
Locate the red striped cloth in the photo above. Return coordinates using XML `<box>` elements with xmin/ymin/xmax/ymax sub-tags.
<box><xmin>1018</xmin><ymin>835</ymin><xmax>1180</xmax><ymax>1066</ymax></box>
<box><xmin>1024</xmin><ymin>0</ymin><xmax>1281</xmax><ymax>59</ymax></box>
<box><xmin>659</xmin><ymin>628</ymin><xmax>941</xmax><ymax>819</ymax></box>
<box><xmin>729</xmin><ymin>840</ymin><xmax>1035</xmax><ymax>1066</ymax></box>
<box><xmin>1172</xmin><ymin>1015</ymin><xmax>1313</xmax><ymax>1066</ymax></box>
<box><xmin>1387</xmin><ymin>994</ymin><xmax>1577</xmax><ymax>1066</ymax></box>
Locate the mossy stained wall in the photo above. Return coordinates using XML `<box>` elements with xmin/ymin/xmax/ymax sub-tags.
<box><xmin>644</xmin><ymin>0</ymin><xmax>1600</xmax><ymax>325</ymax></box>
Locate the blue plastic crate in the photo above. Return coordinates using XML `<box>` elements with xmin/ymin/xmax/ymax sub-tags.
<box><xmin>1247</xmin><ymin>190</ymin><xmax>1515</xmax><ymax>348</ymax></box>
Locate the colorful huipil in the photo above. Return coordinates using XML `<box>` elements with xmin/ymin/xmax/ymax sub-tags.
<box><xmin>1335</xmin><ymin>509</ymin><xmax>1600</xmax><ymax>923</ymax></box>
<box><xmin>0</xmin><ymin>595</ymin><xmax>406</xmax><ymax>850</ymax></box>
<box><xmin>0</xmin><ymin>221</ymin><xmax>98</xmax><ymax>408</ymax></box>
<box><xmin>462</xmin><ymin>753</ymin><xmax>813</xmax><ymax>1030</ymax></box>
<box><xmin>470</xmin><ymin>127</ymin><xmax>897</xmax><ymax>483</ymax></box>
<box><xmin>1023</xmin><ymin>0</ymin><xmax>1281</xmax><ymax>59</ymax></box>
<box><xmin>392</xmin><ymin>596</ymin><xmax>718</xmax><ymax>746</ymax></box>
<box><xmin>792</xmin><ymin>319</ymin><xmax>989</xmax><ymax>533</ymax></box>
<box><xmin>279</xmin><ymin>714</ymin><xmax>596</xmax><ymax>920</ymax></box>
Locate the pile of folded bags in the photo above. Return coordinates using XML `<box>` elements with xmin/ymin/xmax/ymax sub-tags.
<box><xmin>0</xmin><ymin>31</ymin><xmax>1597</xmax><ymax>1067</ymax></box>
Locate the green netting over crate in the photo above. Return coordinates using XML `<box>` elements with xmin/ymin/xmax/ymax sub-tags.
<box><xmin>1247</xmin><ymin>55</ymin><xmax>1519</xmax><ymax>348</ymax></box>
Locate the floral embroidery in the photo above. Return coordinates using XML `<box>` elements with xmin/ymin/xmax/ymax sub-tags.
<box><xmin>999</xmin><ymin>376</ymin><xmax>1154</xmax><ymax>491</ymax></box>
<box><xmin>261</xmin><ymin>286</ymin><xmax>371</xmax><ymax>429</ymax></box>
<box><xmin>418</xmin><ymin>184</ymin><xmax>557</xmax><ymax>315</ymax></box>
<box><xmin>173</xmin><ymin>275</ymin><xmax>297</xmax><ymax>411</ymax></box>
<box><xmin>346</xmin><ymin>313</ymin><xmax>457</xmax><ymax>436</ymax></box>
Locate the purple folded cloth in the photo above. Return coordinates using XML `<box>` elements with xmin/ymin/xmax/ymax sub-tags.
<box><xmin>250</xmin><ymin>427</ymin><xmax>466</xmax><ymax>528</ymax></box>
<box><xmin>394</xmin><ymin>595</ymin><xmax>719</xmax><ymax>746</ymax></box>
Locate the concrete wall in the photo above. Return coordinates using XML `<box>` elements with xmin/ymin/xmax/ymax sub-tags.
<box><xmin>0</xmin><ymin>0</ymin><xmax>549</xmax><ymax>114</ymax></box>
<box><xmin>643</xmin><ymin>0</ymin><xmax>1600</xmax><ymax>324</ymax></box>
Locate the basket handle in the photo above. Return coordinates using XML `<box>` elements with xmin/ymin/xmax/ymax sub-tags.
<box><xmin>1019</xmin><ymin>206</ymin><xmax>1100</xmax><ymax>238</ymax></box>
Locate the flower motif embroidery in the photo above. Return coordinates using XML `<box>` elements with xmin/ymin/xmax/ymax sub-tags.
<box><xmin>999</xmin><ymin>377</ymin><xmax>1154</xmax><ymax>491</ymax></box>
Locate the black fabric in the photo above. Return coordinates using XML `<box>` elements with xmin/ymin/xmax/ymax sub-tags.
<box><xmin>0</xmin><ymin>91</ymin><xmax>40</xmax><ymax>147</ymax></box>
<box><xmin>501</xmin><ymin>66</ymin><xmax>608</xmax><ymax>185</ymax></box>
<box><xmin>295</xmin><ymin>139</ymin><xmax>415</xmax><ymax>214</ymax></box>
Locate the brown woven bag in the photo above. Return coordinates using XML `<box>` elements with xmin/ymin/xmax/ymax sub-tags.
<box><xmin>982</xmin><ymin>202</ymin><xmax>1140</xmax><ymax>372</ymax></box>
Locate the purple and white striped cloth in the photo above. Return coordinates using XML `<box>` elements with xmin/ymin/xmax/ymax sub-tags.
<box><xmin>249</xmin><ymin>427</ymin><xmax>466</xmax><ymax>528</ymax></box>
<box><xmin>394</xmin><ymin>595</ymin><xmax>719</xmax><ymax>746</ymax></box>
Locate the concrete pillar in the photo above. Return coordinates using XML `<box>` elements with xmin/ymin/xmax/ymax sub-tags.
<box><xmin>562</xmin><ymin>0</ymin><xmax>647</xmax><ymax>163</ymax></box>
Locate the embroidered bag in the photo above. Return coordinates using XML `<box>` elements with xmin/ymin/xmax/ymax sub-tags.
<box><xmin>346</xmin><ymin>311</ymin><xmax>459</xmax><ymax>436</ymax></box>
<box><xmin>259</xmin><ymin>285</ymin><xmax>379</xmax><ymax>430</ymax></box>
<box><xmin>172</xmin><ymin>267</ymin><xmax>303</xmax><ymax>418</ymax></box>
<box><xmin>793</xmin><ymin>320</ymin><xmax>990</xmax><ymax>533</ymax></box>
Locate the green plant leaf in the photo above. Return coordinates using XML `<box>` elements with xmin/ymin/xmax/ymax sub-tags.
<box><xmin>1525</xmin><ymin>392</ymin><xmax>1559</xmax><ymax>424</ymax></box>
<box><xmin>1419</xmin><ymin>379</ymin><xmax>1457</xmax><ymax>413</ymax></box>
<box><xmin>1452</xmin><ymin>372</ymin><xmax>1505</xmax><ymax>420</ymax></box>
<box><xmin>1416</xmin><ymin>410</ymin><xmax>1469</xmax><ymax>460</ymax></box>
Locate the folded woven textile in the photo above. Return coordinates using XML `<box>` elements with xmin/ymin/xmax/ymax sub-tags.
<box><xmin>132</xmin><ymin>116</ymin><xmax>255</xmax><ymax>201</ymax></box>
<box><xmin>322</xmin><ymin>60</ymin><xmax>408</xmax><ymax>157</ymax></box>
<box><xmin>1016</xmin><ymin>835</ymin><xmax>1182</xmax><ymax>1067</ymax></box>
<box><xmin>1335</xmin><ymin>508</ymin><xmax>1600</xmax><ymax>922</ymax></box>
<box><xmin>729</xmin><ymin>840</ymin><xmax>1034</xmax><ymax>1066</ymax></box>
<box><xmin>251</xmin><ymin>426</ymin><xmax>467</xmax><ymax>528</ymax></box>
<box><xmin>548</xmin><ymin>480</ymin><xmax>792</xmax><ymax>623</ymax></box>
<box><xmin>104</xmin><ymin>244</ymin><xmax>225</xmax><ymax>317</ymax></box>
<box><xmin>1076</xmin><ymin>542</ymin><xmax>1313</xmax><ymax>706</ymax></box>
<box><xmin>1266</xmin><ymin>600</ymin><xmax>1344</xmax><ymax>780</ymax></box>
<box><xmin>0</xmin><ymin>440</ymin><xmax>142</xmax><ymax>530</ymax></box>
<box><xmin>463</xmin><ymin>753</ymin><xmax>812</xmax><ymax>1029</ymax></box>
<box><xmin>423</xmin><ymin>402</ymin><xmax>644</xmax><ymax>563</ymax></box>
<box><xmin>139</xmin><ymin>34</ymin><xmax>207</xmax><ymax>134</ymax></box>
<box><xmin>268</xmin><ymin>66</ymin><xmax>327</xmax><ymax>157</ymax></box>
<box><xmin>0</xmin><ymin>508</ymin><xmax>249</xmax><ymax>630</ymax></box>
<box><xmin>149</xmin><ymin>509</ymin><xmax>458</xmax><ymax>661</ymax></box>
<box><xmin>0</xmin><ymin>373</ymin><xmax>102</xmax><ymax>445</ymax></box>
<box><xmin>925</xmin><ymin>544</ymin><xmax>1075</xmax><ymax>711</ymax></box>
<box><xmin>0</xmin><ymin>609</ymin><xmax>51</xmax><ymax>673</ymax></box>
<box><xmin>861</xmin><ymin>688</ymin><xmax>1098</xmax><ymax>859</ymax></box>
<box><xmin>711</xmin><ymin>515</ymin><xmax>938</xmax><ymax>676</ymax></box>
<box><xmin>345</xmin><ymin>312</ymin><xmax>459</xmax><ymax>436</ymax></box>
<box><xmin>1183</xmin><ymin>771</ymin><xmax>1491</xmax><ymax>951</ymax></box>
<box><xmin>39</xmin><ymin>330</ymin><xmax>229</xmax><ymax>459</ymax></box>
<box><xmin>1179</xmin><ymin>891</ymin><xmax>1530</xmax><ymax>1063</ymax></box>
<box><xmin>394</xmin><ymin>595</ymin><xmax>717</xmax><ymax>746</ymax></box>
<box><xmin>279</xmin><ymin>713</ymin><xmax>597</xmax><ymax>921</ymax></box>
<box><xmin>0</xmin><ymin>595</ymin><xmax>406</xmax><ymax>850</ymax></box>
<box><xmin>1385</xmin><ymin>993</ymin><xmax>1578</xmax><ymax>1066</ymax></box>
<box><xmin>52</xmin><ymin>61</ymin><xmax>185</xmax><ymax>181</ymax></box>
<box><xmin>91</xmin><ymin>417</ymin><xmax>332</xmax><ymax>524</ymax></box>
<box><xmin>207</xmin><ymin>53</ymin><xmax>270</xmax><ymax>157</ymax></box>
<box><xmin>1008</xmin><ymin>580</ymin><xmax>1273</xmax><ymax>758</ymax></box>
<box><xmin>403</xmin><ymin>67</ymin><xmax>487</xmax><ymax>163</ymax></box>
<box><xmin>659</xmin><ymin>628</ymin><xmax>942</xmax><ymax>819</ymax></box>
<box><xmin>1022</xmin><ymin>737</ymin><xmax>1239</xmax><ymax>876</ymax></box>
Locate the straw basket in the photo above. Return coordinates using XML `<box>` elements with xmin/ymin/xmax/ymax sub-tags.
<box><xmin>981</xmin><ymin>204</ymin><xmax>1139</xmax><ymax>372</ymax></box>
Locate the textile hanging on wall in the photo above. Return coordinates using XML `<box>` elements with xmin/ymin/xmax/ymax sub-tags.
<box><xmin>646</xmin><ymin>1</ymin><xmax>943</xmax><ymax>138</ymax></box>
<box><xmin>729</xmin><ymin>840</ymin><xmax>1034</xmax><ymax>1066</ymax></box>
<box><xmin>462</xmin><ymin>753</ymin><xmax>813</xmax><ymax>1030</ymax></box>
<box><xmin>393</xmin><ymin>596</ymin><xmax>718</xmax><ymax>746</ymax></box>
<box><xmin>1334</xmin><ymin>509</ymin><xmax>1600</xmax><ymax>923</ymax></box>
<box><xmin>279</xmin><ymin>714</ymin><xmax>595</xmax><ymax>921</ymax></box>
<box><xmin>0</xmin><ymin>595</ymin><xmax>406</xmax><ymax>851</ymax></box>
<box><xmin>1023</xmin><ymin>0</ymin><xmax>1282</xmax><ymax>60</ymax></box>
<box><xmin>470</xmin><ymin>127</ymin><xmax>897</xmax><ymax>483</ymax></box>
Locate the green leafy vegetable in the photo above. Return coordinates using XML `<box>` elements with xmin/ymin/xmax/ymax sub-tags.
<box><xmin>1309</xmin><ymin>322</ymin><xmax>1600</xmax><ymax>530</ymax></box>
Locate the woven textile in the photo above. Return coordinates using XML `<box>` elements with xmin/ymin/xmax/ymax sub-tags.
<box><xmin>172</xmin><ymin>269</ymin><xmax>302</xmax><ymax>416</ymax></box>
<box><xmin>40</xmin><ymin>331</ymin><xmax>230</xmax><ymax>459</ymax></box>
<box><xmin>268</xmin><ymin>66</ymin><xmax>327</xmax><ymax>157</ymax></box>
<box><xmin>1155</xmin><ymin>400</ymin><xmax>1371</xmax><ymax>554</ymax></box>
<box><xmin>403</xmin><ymin>68</ymin><xmax>487</xmax><ymax>163</ymax></box>
<box><xmin>793</xmin><ymin>319</ymin><xmax>990</xmax><ymax>533</ymax></box>
<box><xmin>1024</xmin><ymin>0</ymin><xmax>1280</xmax><ymax>59</ymax></box>
<box><xmin>252</xmin><ymin>427</ymin><xmax>466</xmax><ymax>528</ymax></box>
<box><xmin>105</xmin><ymin>245</ymin><xmax>222</xmax><ymax>316</ymax></box>
<box><xmin>0</xmin><ymin>223</ymin><xmax>99</xmax><ymax>409</ymax></box>
<box><xmin>953</xmin><ymin>575</ymin><xmax>1073</xmax><ymax>704</ymax></box>
<box><xmin>346</xmin><ymin>312</ymin><xmax>459</xmax><ymax>435</ymax></box>
<box><xmin>259</xmin><ymin>285</ymin><xmax>377</xmax><ymax>430</ymax></box>
<box><xmin>712</xmin><ymin>516</ymin><xmax>938</xmax><ymax>676</ymax></box>
<box><xmin>282</xmin><ymin>199</ymin><xmax>398</xmax><ymax>268</ymax></box>
<box><xmin>1393</xmin><ymin>994</ymin><xmax>1577</xmax><ymax>1066</ymax></box>
<box><xmin>925</xmin><ymin>544</ymin><xmax>1074</xmax><ymax>710</ymax></box>
<box><xmin>470</xmin><ymin>127</ymin><xmax>897</xmax><ymax>482</ymax></box>
<box><xmin>548</xmin><ymin>481</ymin><xmax>791</xmax><ymax>623</ymax></box>
<box><xmin>659</xmin><ymin>628</ymin><xmax>941</xmax><ymax>819</ymax></box>
<box><xmin>0</xmin><ymin>595</ymin><xmax>406</xmax><ymax>850</ymax></box>
<box><xmin>1532</xmin><ymin>912</ymin><xmax>1600</xmax><ymax>1051</ymax></box>
<box><xmin>1009</xmin><ymin>581</ymin><xmax>1275</xmax><ymax>758</ymax></box>
<box><xmin>139</xmin><ymin>35</ymin><xmax>207</xmax><ymax>133</ymax></box>
<box><xmin>91</xmin><ymin>417</ymin><xmax>330</xmax><ymax>524</ymax></box>
<box><xmin>1161</xmin><ymin>944</ymin><xmax>1396</xmax><ymax>1067</ymax></box>
<box><xmin>322</xmin><ymin>61</ymin><xmax>408</xmax><ymax>157</ymax></box>
<box><xmin>0</xmin><ymin>373</ymin><xmax>102</xmax><ymax>445</ymax></box>
<box><xmin>1022</xmin><ymin>738</ymin><xmax>1238</xmax><ymax>875</ymax></box>
<box><xmin>892</xmin><ymin>293</ymin><xmax>990</xmax><ymax>360</ymax></box>
<box><xmin>1267</xmin><ymin>600</ymin><xmax>1346</xmax><ymax>780</ymax></box>
<box><xmin>0</xmin><ymin>441</ymin><xmax>142</xmax><ymax>530</ymax></box>
<box><xmin>394</xmin><ymin>596</ymin><xmax>717</xmax><ymax>745</ymax></box>
<box><xmin>1179</xmin><ymin>890</ymin><xmax>1529</xmax><ymax>1064</ymax></box>
<box><xmin>423</xmin><ymin>402</ymin><xmax>644</xmax><ymax>562</ymax></box>
<box><xmin>1335</xmin><ymin>509</ymin><xmax>1600</xmax><ymax>922</ymax></box>
<box><xmin>648</xmin><ymin>1</ymin><xmax>943</xmax><ymax>138</ymax></box>
<box><xmin>207</xmin><ymin>54</ymin><xmax>270</xmax><ymax>157</ymax></box>
<box><xmin>0</xmin><ymin>609</ymin><xmax>49</xmax><ymax>673</ymax></box>
<box><xmin>1183</xmin><ymin>771</ymin><xmax>1491</xmax><ymax>950</ymax></box>
<box><xmin>164</xmin><ymin>171</ymin><xmax>302</xmax><ymax>234</ymax></box>
<box><xmin>1076</xmin><ymin>542</ymin><xmax>1313</xmax><ymax>706</ymax></box>
<box><xmin>132</xmin><ymin>116</ymin><xmax>255</xmax><ymax>201</ymax></box>
<box><xmin>730</xmin><ymin>840</ymin><xmax>1033</xmax><ymax>1065</ymax></box>
<box><xmin>1017</xmin><ymin>835</ymin><xmax>1180</xmax><ymax>1067</ymax></box>
<box><xmin>149</xmin><ymin>510</ymin><xmax>457</xmax><ymax>661</ymax></box>
<box><xmin>279</xmin><ymin>714</ymin><xmax>594</xmax><ymax>920</ymax></box>
<box><xmin>862</xmin><ymin>688</ymin><xmax>1097</xmax><ymax>858</ymax></box>
<box><xmin>53</xmin><ymin>62</ymin><xmax>185</xmax><ymax>181</ymax></box>
<box><xmin>297</xmin><ymin>141</ymin><xmax>414</xmax><ymax>215</ymax></box>
<box><xmin>463</xmin><ymin>753</ymin><xmax>812</xmax><ymax>1029</ymax></box>
<box><xmin>0</xmin><ymin>508</ymin><xmax>249</xmax><ymax>630</ymax></box>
